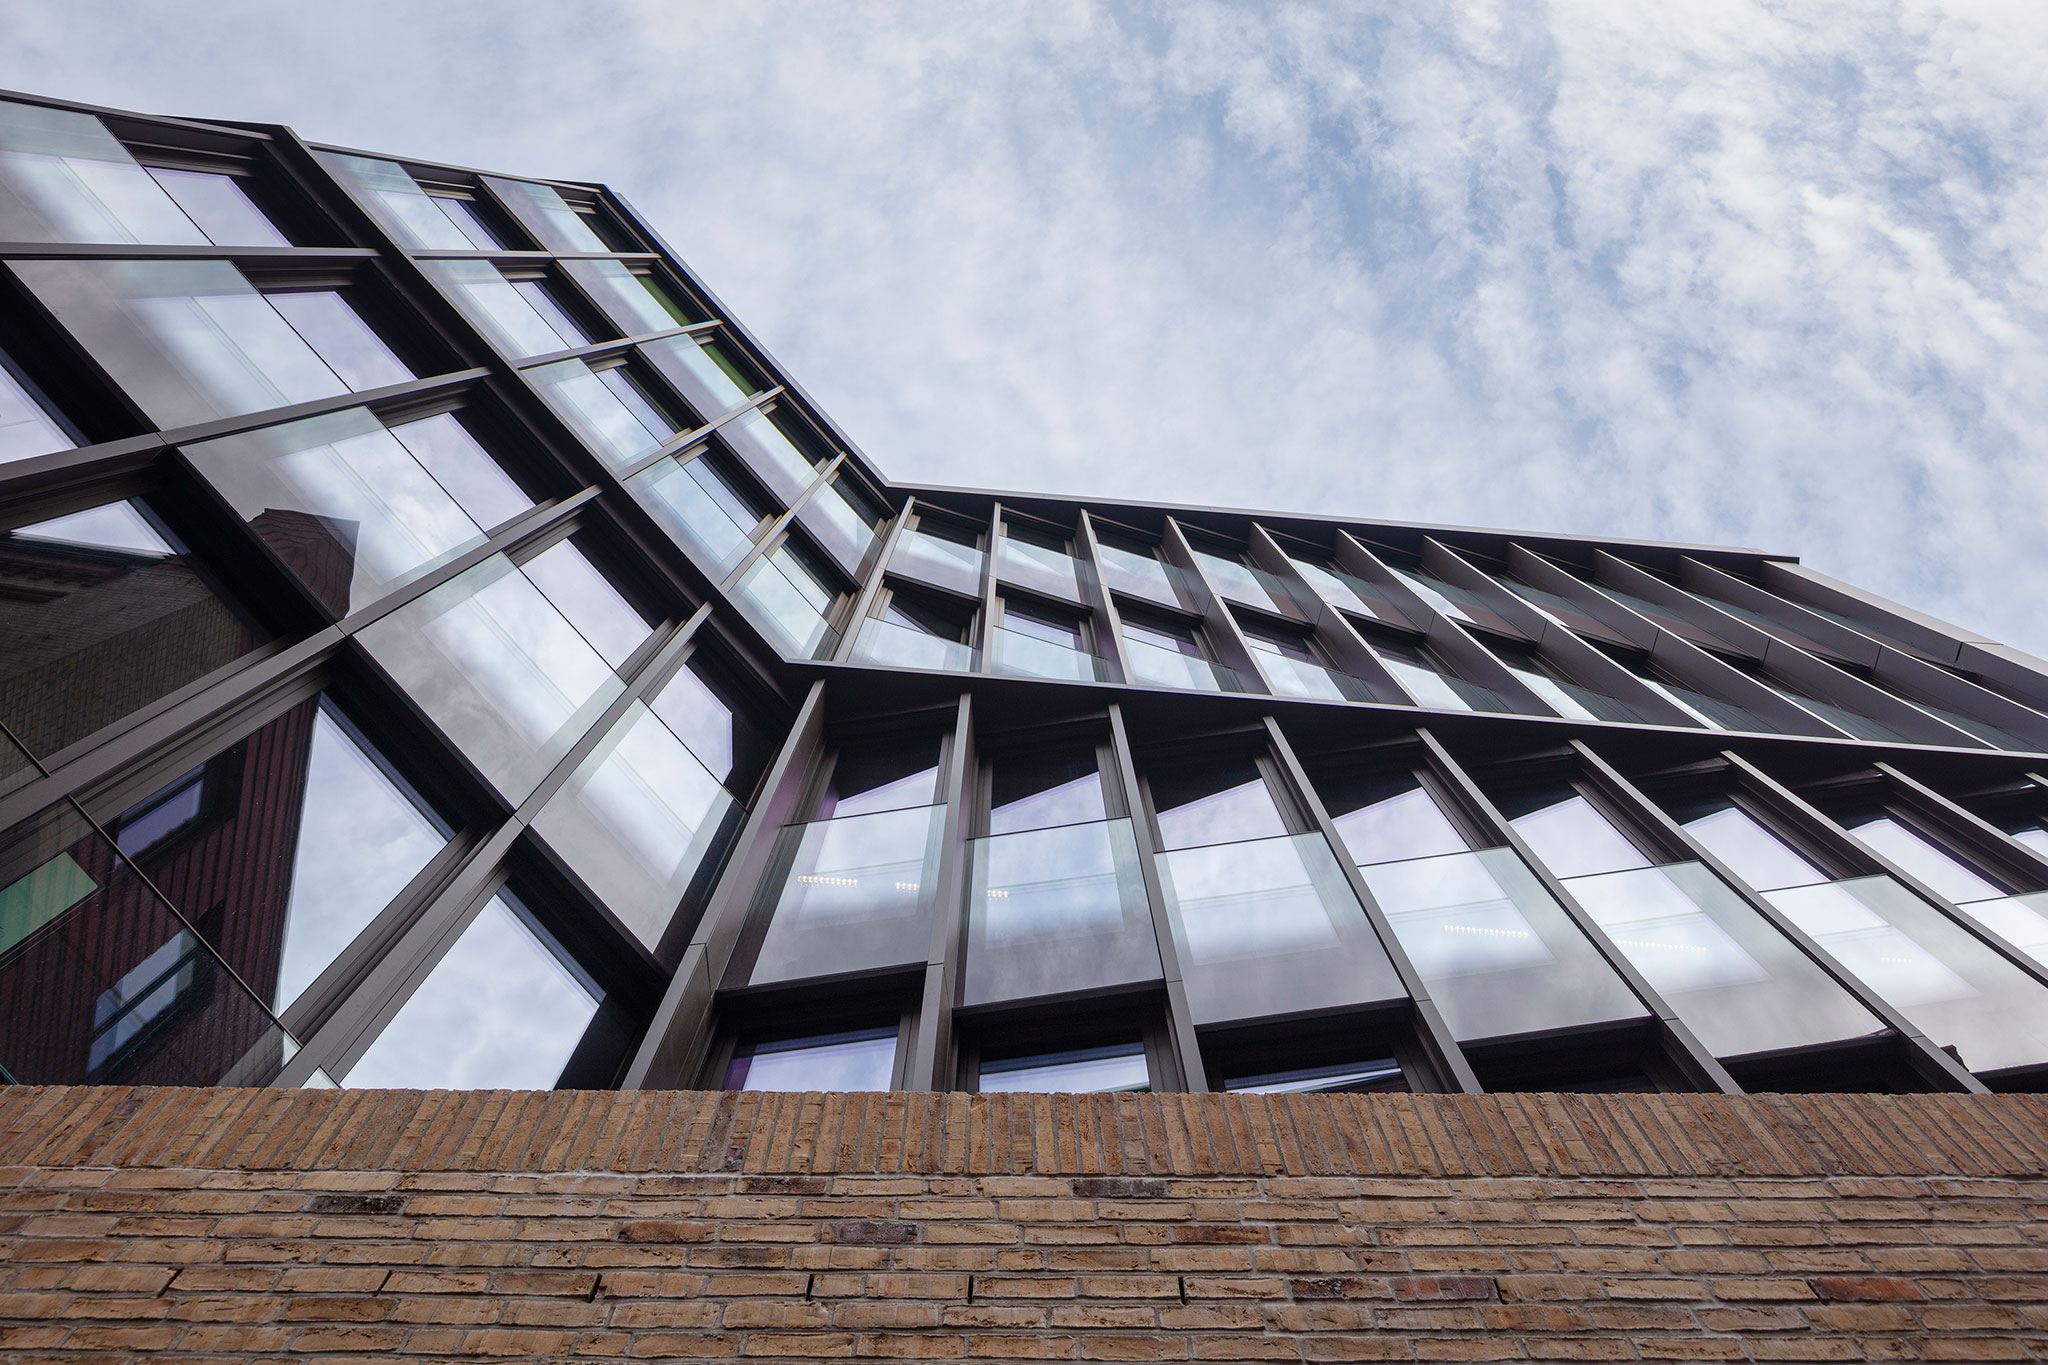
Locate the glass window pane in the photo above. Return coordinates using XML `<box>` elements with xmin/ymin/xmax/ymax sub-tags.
<box><xmin>421</xmin><ymin>260</ymin><xmax>580</xmax><ymax>358</ymax></box>
<box><xmin>344</xmin><ymin>892</ymin><xmax>600</xmax><ymax>1090</ymax></box>
<box><xmin>0</xmin><ymin>98</ymin><xmax>205</xmax><ymax>244</ymax></box>
<box><xmin>724</xmin><ymin>409</ymin><xmax>820</xmax><ymax>503</ymax></box>
<box><xmin>1195</xmin><ymin>550</ymin><xmax>1292</xmax><ymax>615</ymax></box>
<box><xmin>992</xmin><ymin>628</ymin><xmax>1107</xmax><ymax>681</ymax></box>
<box><xmin>890</xmin><ymin>528</ymin><xmax>984</xmax><ymax>597</ymax></box>
<box><xmin>1287</xmin><ymin>557</ymin><xmax>1409</xmax><ymax>626</ymax></box>
<box><xmin>798</xmin><ymin>480</ymin><xmax>881</xmax><ymax>577</ymax></box>
<box><xmin>991</xmin><ymin>760</ymin><xmax>1105</xmax><ymax>836</ymax></box>
<box><xmin>1765</xmin><ymin>875</ymin><xmax>2048</xmax><ymax>1074</ymax></box>
<box><xmin>964</xmin><ymin>818</ymin><xmax>1160</xmax><ymax>1005</ymax></box>
<box><xmin>181</xmin><ymin>407</ymin><xmax>493</xmax><ymax>616</ymax></box>
<box><xmin>0</xmin><ymin>500</ymin><xmax>262</xmax><ymax>758</ymax></box>
<box><xmin>11</xmin><ymin>260</ymin><xmax>353</xmax><ymax>428</ymax></box>
<box><xmin>528</xmin><ymin>358</ymin><xmax>671</xmax><ymax>470</ymax></box>
<box><xmin>1331</xmin><ymin>784</ymin><xmax>1470</xmax><ymax>864</ymax></box>
<box><xmin>735</xmin><ymin>544</ymin><xmax>839</xmax><ymax>659</ymax></box>
<box><xmin>531</xmin><ymin>691</ymin><xmax>737</xmax><ymax>951</ymax></box>
<box><xmin>432</xmin><ymin>195</ymin><xmax>500</xmax><ymax>249</ymax></box>
<box><xmin>980</xmin><ymin>1043</ymin><xmax>1149</xmax><ymax>1094</ymax></box>
<box><xmin>511</xmin><ymin>280</ymin><xmax>590</xmax><ymax>347</ymax></box>
<box><xmin>1097</xmin><ymin>542</ymin><xmax>1186</xmax><ymax>609</ymax></box>
<box><xmin>851</xmin><ymin>617</ymin><xmax>975</xmax><ymax>672</ymax></box>
<box><xmin>561</xmin><ymin>258</ymin><xmax>674</xmax><ymax>337</ymax></box>
<box><xmin>822</xmin><ymin>750</ymin><xmax>939</xmax><ymax>819</ymax></box>
<box><xmin>519</xmin><ymin>539</ymin><xmax>651</xmax><ymax>671</ymax></box>
<box><xmin>643</xmin><ymin>334</ymin><xmax>753</xmax><ymax>418</ymax></box>
<box><xmin>1359</xmin><ymin>847</ymin><xmax>1648</xmax><ymax>1042</ymax></box>
<box><xmin>1850</xmin><ymin>817</ymin><xmax>2006</xmax><ymax>904</ymax></box>
<box><xmin>1123</xmin><ymin>631</ymin><xmax>1236</xmax><ymax>692</ymax></box>
<box><xmin>997</xmin><ymin>535</ymin><xmax>1084</xmax><ymax>602</ymax></box>
<box><xmin>0</xmin><ymin>352</ymin><xmax>71</xmax><ymax>464</ymax></box>
<box><xmin>1156</xmin><ymin>832</ymin><xmax>1406</xmax><ymax>1024</ymax></box>
<box><xmin>727</xmin><ymin>1028</ymin><xmax>897</xmax><ymax>1091</ymax></box>
<box><xmin>1682</xmin><ymin>806</ymin><xmax>1830</xmax><ymax>891</ymax></box>
<box><xmin>1510</xmin><ymin>795</ymin><xmax>1654</xmax><ymax>878</ymax></box>
<box><xmin>1225</xmin><ymin>1059</ymin><xmax>1407</xmax><ymax>1094</ymax></box>
<box><xmin>317</xmin><ymin>151</ymin><xmax>473</xmax><ymax>250</ymax></box>
<box><xmin>649</xmin><ymin>662</ymin><xmax>757</xmax><ymax>789</ymax></box>
<box><xmin>0</xmin><ymin>800</ymin><xmax>296</xmax><ymax>1086</ymax></box>
<box><xmin>145</xmin><ymin>168</ymin><xmax>288</xmax><ymax>247</ymax></box>
<box><xmin>388</xmin><ymin>413</ymin><xmax>531</xmax><ymax>532</ymax></box>
<box><xmin>626</xmin><ymin>454</ymin><xmax>762</xmax><ymax>578</ymax></box>
<box><xmin>748</xmin><ymin>803</ymin><xmax>944</xmax><ymax>984</ymax></box>
<box><xmin>1153</xmin><ymin>776</ymin><xmax>1288</xmax><ymax>851</ymax></box>
<box><xmin>356</xmin><ymin>553</ymin><xmax>625</xmax><ymax>802</ymax></box>
<box><xmin>486</xmin><ymin>176</ymin><xmax>608</xmax><ymax>253</ymax></box>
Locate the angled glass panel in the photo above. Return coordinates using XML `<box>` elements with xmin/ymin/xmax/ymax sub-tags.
<box><xmin>421</xmin><ymin>259</ymin><xmax>579</xmax><ymax>358</ymax></box>
<box><xmin>964</xmin><ymin>818</ymin><xmax>1159</xmax><ymax>1005</ymax></box>
<box><xmin>519</xmin><ymin>539</ymin><xmax>651</xmax><ymax>671</ymax></box>
<box><xmin>1225</xmin><ymin>1058</ymin><xmax>1407</xmax><ymax>1094</ymax></box>
<box><xmin>1372</xmin><ymin>640</ymin><xmax>1505</xmax><ymax>712</ymax></box>
<box><xmin>1097</xmin><ymin>541</ymin><xmax>1187</xmax><ymax>609</ymax></box>
<box><xmin>1764</xmin><ymin>876</ymin><xmax>2048</xmax><ymax>1073</ymax></box>
<box><xmin>749</xmin><ymin>802</ymin><xmax>945</xmax><ymax>985</ymax></box>
<box><xmin>146</xmin><ymin>168</ymin><xmax>287</xmax><ymax>247</ymax></box>
<box><xmin>11</xmin><ymin>260</ymin><xmax>356</xmax><ymax>428</ymax></box>
<box><xmin>1245</xmin><ymin>636</ymin><xmax>1372</xmax><ymax>701</ymax></box>
<box><xmin>0</xmin><ymin>98</ymin><xmax>206</xmax><ymax>244</ymax></box>
<box><xmin>317</xmin><ymin>151</ymin><xmax>473</xmax><ymax>250</ymax></box>
<box><xmin>1287</xmin><ymin>557</ymin><xmax>1413</xmax><ymax>627</ymax></box>
<box><xmin>1156</xmin><ymin>832</ymin><xmax>1406</xmax><ymax>1024</ymax></box>
<box><xmin>735</xmin><ymin>543</ymin><xmax>839</xmax><ymax>659</ymax></box>
<box><xmin>851</xmin><ymin>616</ymin><xmax>975</xmax><ymax>672</ymax></box>
<box><xmin>528</xmin><ymin>358</ymin><xmax>673</xmax><ymax>470</ymax></box>
<box><xmin>1194</xmin><ymin>550</ymin><xmax>1296</xmax><ymax>616</ymax></box>
<box><xmin>997</xmin><ymin>535</ymin><xmax>1085</xmax><ymax>603</ymax></box>
<box><xmin>531</xmin><ymin>680</ymin><xmax>739</xmax><ymax>950</ymax></box>
<box><xmin>992</xmin><ymin>627</ymin><xmax>1108</xmax><ymax>682</ymax></box>
<box><xmin>723</xmin><ymin>409</ymin><xmax>821</xmax><ymax>503</ymax></box>
<box><xmin>626</xmin><ymin>453</ymin><xmax>764</xmax><ymax>579</ymax></box>
<box><xmin>1503</xmin><ymin>664</ymin><xmax>1641</xmax><ymax>723</ymax></box>
<box><xmin>0</xmin><ymin>800</ymin><xmax>296</xmax><ymax>1086</ymax></box>
<box><xmin>643</xmin><ymin>333</ymin><xmax>755</xmax><ymax>419</ymax></box>
<box><xmin>485</xmin><ymin>176</ymin><xmax>608</xmax><ymax>252</ymax></box>
<box><xmin>1510</xmin><ymin>795</ymin><xmax>1653</xmax><ymax>878</ymax></box>
<box><xmin>1848</xmin><ymin>816</ymin><xmax>2048</xmax><ymax>970</ymax></box>
<box><xmin>561</xmin><ymin>258</ymin><xmax>673</xmax><ymax>337</ymax></box>
<box><xmin>356</xmin><ymin>553</ymin><xmax>625</xmax><ymax>802</ymax></box>
<box><xmin>1121</xmin><ymin>624</ymin><xmax>1237</xmax><ymax>693</ymax></box>
<box><xmin>890</xmin><ymin>528</ymin><xmax>984</xmax><ymax>597</ymax></box>
<box><xmin>0</xmin><ymin>351</ymin><xmax>71</xmax><ymax>465</ymax></box>
<box><xmin>1332</xmin><ymin>785</ymin><xmax>1469</xmax><ymax>864</ymax></box>
<box><xmin>980</xmin><ymin>1043</ymin><xmax>1149</xmax><ymax>1094</ymax></box>
<box><xmin>727</xmin><ymin>1027</ymin><xmax>896</xmax><ymax>1091</ymax></box>
<box><xmin>0</xmin><ymin>500</ymin><xmax>262</xmax><ymax>759</ymax></box>
<box><xmin>344</xmin><ymin>891</ymin><xmax>601</xmax><ymax>1090</ymax></box>
<box><xmin>797</xmin><ymin>478</ymin><xmax>881</xmax><ymax>576</ymax></box>
<box><xmin>182</xmin><ymin>407</ymin><xmax>529</xmax><ymax>616</ymax></box>
<box><xmin>267</xmin><ymin>291</ymin><xmax>412</xmax><ymax>393</ymax></box>
<box><xmin>430</xmin><ymin>195</ymin><xmax>501</xmax><ymax>249</ymax></box>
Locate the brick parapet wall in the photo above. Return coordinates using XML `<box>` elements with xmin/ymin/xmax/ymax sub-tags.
<box><xmin>2</xmin><ymin>1089</ymin><xmax>2045</xmax><ymax>1360</ymax></box>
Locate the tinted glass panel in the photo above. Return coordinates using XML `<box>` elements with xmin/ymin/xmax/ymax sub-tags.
<box><xmin>528</xmin><ymin>358</ymin><xmax>673</xmax><ymax>471</ymax></box>
<box><xmin>344</xmin><ymin>892</ymin><xmax>601</xmax><ymax>1089</ymax></box>
<box><xmin>1225</xmin><ymin>1058</ymin><xmax>1407</xmax><ymax>1094</ymax></box>
<box><xmin>0</xmin><ymin>500</ymin><xmax>261</xmax><ymax>758</ymax></box>
<box><xmin>0</xmin><ymin>99</ymin><xmax>205</xmax><ymax>244</ymax></box>
<box><xmin>734</xmin><ymin>544</ymin><xmax>839</xmax><ymax>659</ymax></box>
<box><xmin>1097</xmin><ymin>541</ymin><xmax>1187</xmax><ymax>609</ymax></box>
<box><xmin>726</xmin><ymin>1028</ymin><xmax>896</xmax><ymax>1091</ymax></box>
<box><xmin>318</xmin><ymin>152</ymin><xmax>473</xmax><ymax>250</ymax></box>
<box><xmin>626</xmin><ymin>453</ymin><xmax>763</xmax><ymax>578</ymax></box>
<box><xmin>146</xmin><ymin>168</ymin><xmax>287</xmax><ymax>247</ymax></box>
<box><xmin>997</xmin><ymin>535</ymin><xmax>1084</xmax><ymax>603</ymax></box>
<box><xmin>0</xmin><ymin>800</ymin><xmax>296</xmax><ymax>1086</ymax></box>
<box><xmin>561</xmin><ymin>258</ymin><xmax>674</xmax><ymax>337</ymax></box>
<box><xmin>890</xmin><ymin>528</ymin><xmax>983</xmax><ymax>597</ymax></box>
<box><xmin>1850</xmin><ymin>817</ymin><xmax>2005</xmax><ymax>903</ymax></box>
<box><xmin>964</xmin><ymin>818</ymin><xmax>1159</xmax><ymax>1005</ymax></box>
<box><xmin>485</xmin><ymin>176</ymin><xmax>608</xmax><ymax>253</ymax></box>
<box><xmin>981</xmin><ymin>1043</ymin><xmax>1148</xmax><ymax>1094</ymax></box>
<box><xmin>724</xmin><ymin>410</ymin><xmax>820</xmax><ymax>503</ymax></box>
<box><xmin>748</xmin><ymin>803</ymin><xmax>944</xmax><ymax>985</ymax></box>
<box><xmin>422</xmin><ymin>260</ymin><xmax>581</xmax><ymax>357</ymax></box>
<box><xmin>851</xmin><ymin>617</ymin><xmax>975</xmax><ymax>672</ymax></box>
<box><xmin>356</xmin><ymin>553</ymin><xmax>626</xmax><ymax>802</ymax></box>
<box><xmin>0</xmin><ymin>353</ymin><xmax>71</xmax><ymax>464</ymax></box>
<box><xmin>643</xmin><ymin>334</ymin><xmax>754</xmax><ymax>418</ymax></box>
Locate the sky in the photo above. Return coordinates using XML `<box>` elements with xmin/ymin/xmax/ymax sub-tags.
<box><xmin>8</xmin><ymin>2</ymin><xmax>2048</xmax><ymax>653</ymax></box>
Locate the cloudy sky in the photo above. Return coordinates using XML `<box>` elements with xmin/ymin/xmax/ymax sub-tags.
<box><xmin>10</xmin><ymin>2</ymin><xmax>2048</xmax><ymax>651</ymax></box>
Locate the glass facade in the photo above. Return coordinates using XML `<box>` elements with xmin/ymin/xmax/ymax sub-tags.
<box><xmin>6</xmin><ymin>89</ymin><xmax>2048</xmax><ymax>1099</ymax></box>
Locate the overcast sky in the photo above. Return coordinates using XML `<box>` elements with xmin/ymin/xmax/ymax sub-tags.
<box><xmin>10</xmin><ymin>2</ymin><xmax>2048</xmax><ymax>652</ymax></box>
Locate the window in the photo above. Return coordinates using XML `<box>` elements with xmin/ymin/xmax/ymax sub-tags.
<box><xmin>356</xmin><ymin>542</ymin><xmax>647</xmax><ymax>802</ymax></box>
<box><xmin>421</xmin><ymin>260</ymin><xmax>593</xmax><ymax>358</ymax></box>
<box><xmin>528</xmin><ymin>357</ymin><xmax>677</xmax><ymax>471</ymax></box>
<box><xmin>1285</xmin><ymin>555</ymin><xmax>1411</xmax><ymax>627</ymax></box>
<box><xmin>1121</xmin><ymin>615</ymin><xmax>1235</xmax><ymax>693</ymax></box>
<box><xmin>1095</xmin><ymin>533</ymin><xmax>1189</xmax><ymax>610</ymax></box>
<box><xmin>342</xmin><ymin>890</ymin><xmax>608</xmax><ymax>1090</ymax></box>
<box><xmin>979</xmin><ymin>1041</ymin><xmax>1150</xmax><ymax>1094</ymax></box>
<box><xmin>993</xmin><ymin>599</ymin><xmax>1104</xmax><ymax>682</ymax></box>
<box><xmin>627</xmin><ymin>449</ymin><xmax>770</xmax><ymax>578</ymax></box>
<box><xmin>319</xmin><ymin>151</ymin><xmax>485</xmax><ymax>251</ymax></box>
<box><xmin>797</xmin><ymin>475</ymin><xmax>885</xmax><ymax>576</ymax></box>
<box><xmin>0</xmin><ymin>498</ymin><xmax>264</xmax><ymax>759</ymax></box>
<box><xmin>183</xmin><ymin>406</ymin><xmax>531</xmax><ymax>616</ymax></box>
<box><xmin>485</xmin><ymin>176</ymin><xmax>611</xmax><ymax>253</ymax></box>
<box><xmin>1241</xmin><ymin>622</ymin><xmax>1367</xmax><ymax>701</ymax></box>
<box><xmin>1357</xmin><ymin>626</ymin><xmax>1500</xmax><ymax>712</ymax></box>
<box><xmin>851</xmin><ymin>585</ymin><xmax>975</xmax><ymax>672</ymax></box>
<box><xmin>743</xmin><ymin>734</ymin><xmax>948</xmax><ymax>986</ymax></box>
<box><xmin>1223</xmin><ymin>1058</ymin><xmax>1406</xmax><ymax>1095</ymax></box>
<box><xmin>643</xmin><ymin>333</ymin><xmax>756</xmax><ymax>419</ymax></box>
<box><xmin>10</xmin><ymin>260</ymin><xmax>411</xmax><ymax>428</ymax></box>
<box><xmin>0</xmin><ymin>99</ymin><xmax>283</xmax><ymax>247</ymax></box>
<box><xmin>1193</xmin><ymin>547</ymin><xmax>1295</xmax><ymax>617</ymax></box>
<box><xmin>723</xmin><ymin>1026</ymin><xmax>898</xmax><ymax>1092</ymax></box>
<box><xmin>889</xmin><ymin>517</ymin><xmax>984</xmax><ymax>597</ymax></box>
<box><xmin>996</xmin><ymin>522</ymin><xmax>1084</xmax><ymax>602</ymax></box>
<box><xmin>426</xmin><ymin>194</ymin><xmax>501</xmax><ymax>249</ymax></box>
<box><xmin>0</xmin><ymin>347</ymin><xmax>73</xmax><ymax>464</ymax></box>
<box><xmin>1146</xmin><ymin>759</ymin><xmax>1405</xmax><ymax>1026</ymax></box>
<box><xmin>1847</xmin><ymin>817</ymin><xmax>2048</xmax><ymax>971</ymax></box>
<box><xmin>734</xmin><ymin>540</ymin><xmax>842</xmax><ymax>659</ymax></box>
<box><xmin>722</xmin><ymin>408</ymin><xmax>821</xmax><ymax>503</ymax></box>
<box><xmin>561</xmin><ymin>259</ymin><xmax>677</xmax><ymax>338</ymax></box>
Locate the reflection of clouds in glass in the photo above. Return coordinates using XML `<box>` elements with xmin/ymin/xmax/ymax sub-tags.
<box><xmin>651</xmin><ymin>665</ymin><xmax>736</xmax><ymax>783</ymax></box>
<box><xmin>1333</xmin><ymin>785</ymin><xmax>1468</xmax><ymax>865</ymax></box>
<box><xmin>732</xmin><ymin>1032</ymin><xmax>895</xmax><ymax>1091</ymax></box>
<box><xmin>1563</xmin><ymin>866</ymin><xmax>1770</xmax><ymax>995</ymax></box>
<box><xmin>522</xmin><ymin>540</ymin><xmax>649</xmax><ymax>669</ymax></box>
<box><xmin>1161</xmin><ymin>836</ymin><xmax>1341</xmax><ymax>962</ymax></box>
<box><xmin>1154</xmin><ymin>778</ymin><xmax>1286</xmax><ymax>851</ymax></box>
<box><xmin>344</xmin><ymin>894</ymin><xmax>597</xmax><ymax>1089</ymax></box>
<box><xmin>391</xmin><ymin>413</ymin><xmax>530</xmax><ymax>531</ymax></box>
<box><xmin>1511</xmin><ymin>796</ymin><xmax>1650</xmax><ymax>878</ymax></box>
<box><xmin>1851</xmin><ymin>816</ymin><xmax>2005</xmax><ymax>904</ymax></box>
<box><xmin>274</xmin><ymin>709</ymin><xmax>446</xmax><ymax>1010</ymax></box>
<box><xmin>1684</xmin><ymin>806</ymin><xmax>1827</xmax><ymax>891</ymax></box>
<box><xmin>980</xmin><ymin>1046</ymin><xmax>1147</xmax><ymax>1094</ymax></box>
<box><xmin>990</xmin><ymin>774</ymin><xmax>1103</xmax><ymax>836</ymax></box>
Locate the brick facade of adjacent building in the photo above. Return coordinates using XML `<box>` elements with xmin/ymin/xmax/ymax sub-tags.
<box><xmin>2</xmin><ymin>1086</ymin><xmax>2045</xmax><ymax>1360</ymax></box>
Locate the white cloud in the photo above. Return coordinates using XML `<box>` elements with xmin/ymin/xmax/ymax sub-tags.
<box><xmin>6</xmin><ymin>1</ymin><xmax>2048</xmax><ymax>652</ymax></box>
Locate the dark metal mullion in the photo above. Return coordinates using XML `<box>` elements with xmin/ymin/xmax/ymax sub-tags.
<box><xmin>1726</xmin><ymin>751</ymin><xmax>2048</xmax><ymax>993</ymax></box>
<box><xmin>1877</xmin><ymin>761</ymin><xmax>2048</xmax><ymax>887</ymax></box>
<box><xmin>1075</xmin><ymin>510</ymin><xmax>1134</xmax><ymax>684</ymax></box>
<box><xmin>1243</xmin><ymin>523</ymin><xmax>1407</xmax><ymax>702</ymax></box>
<box><xmin>1570</xmin><ymin>742</ymin><xmax>1985</xmax><ymax>1094</ymax></box>
<box><xmin>908</xmin><ymin>694</ymin><xmax>976</xmax><ymax>1090</ymax></box>
<box><xmin>1104</xmin><ymin>702</ymin><xmax>1208</xmax><ymax>1092</ymax></box>
<box><xmin>974</xmin><ymin>505</ymin><xmax>1004</xmax><ymax>672</ymax></box>
<box><xmin>409</xmin><ymin>250</ymin><xmax>661</xmax><ymax>263</ymax></box>
<box><xmin>0</xmin><ymin>241</ymin><xmax>379</xmax><ymax>262</ymax></box>
<box><xmin>1159</xmin><ymin>517</ymin><xmax>1262</xmax><ymax>688</ymax></box>
<box><xmin>1260</xmin><ymin>718</ymin><xmax>1481</xmax><ymax>1093</ymax></box>
<box><xmin>1414</xmin><ymin>728</ymin><xmax>1741</xmax><ymax>1094</ymax></box>
<box><xmin>711</xmin><ymin>452</ymin><xmax>844</xmax><ymax>594</ymax></box>
<box><xmin>620</xmin><ymin>680</ymin><xmax>830</xmax><ymax>1088</ymax></box>
<box><xmin>508</xmin><ymin>322</ymin><xmax>712</xmax><ymax>373</ymax></box>
<box><xmin>1339</xmin><ymin>533</ymin><xmax>1549</xmax><ymax>712</ymax></box>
